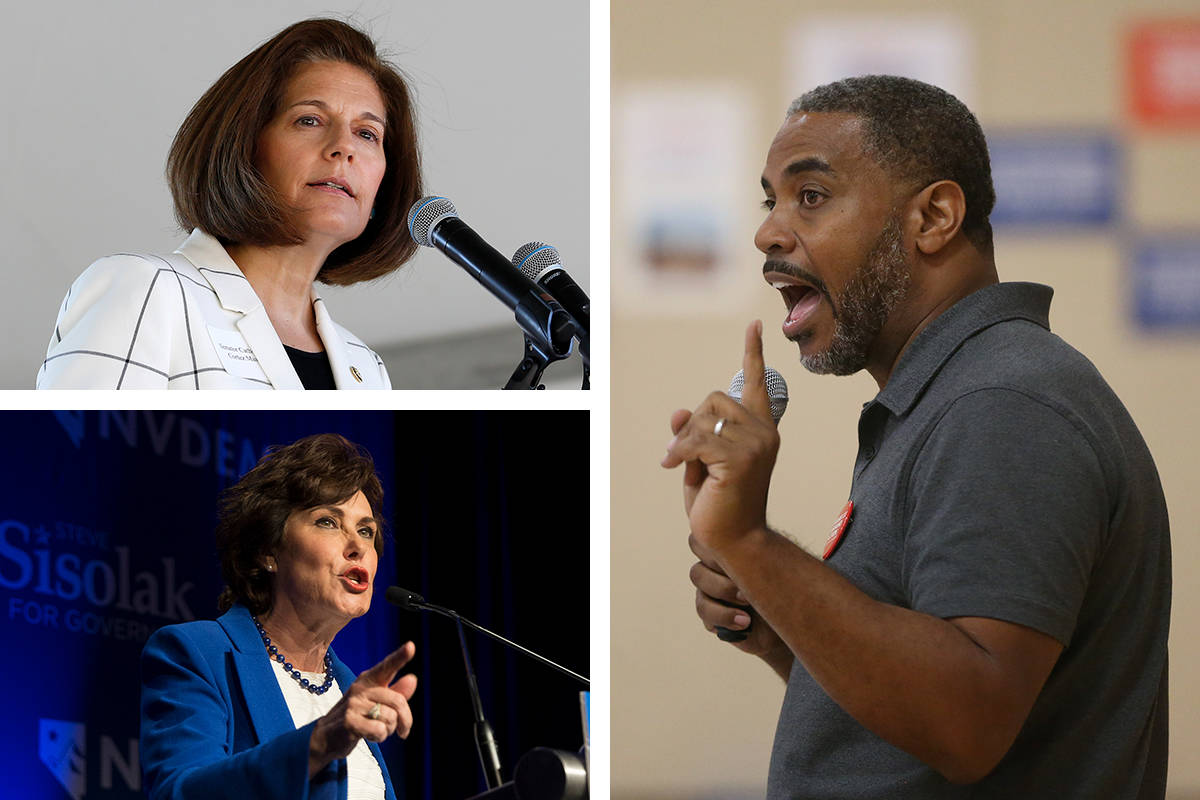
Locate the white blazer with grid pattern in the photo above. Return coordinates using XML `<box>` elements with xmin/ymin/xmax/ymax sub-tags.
<box><xmin>37</xmin><ymin>229</ymin><xmax>391</xmax><ymax>390</ymax></box>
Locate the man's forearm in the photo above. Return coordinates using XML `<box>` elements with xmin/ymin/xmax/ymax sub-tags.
<box><xmin>762</xmin><ymin>642</ymin><xmax>793</xmax><ymax>682</ymax></box>
<box><xmin>714</xmin><ymin>525</ymin><xmax>1048</xmax><ymax>784</ymax></box>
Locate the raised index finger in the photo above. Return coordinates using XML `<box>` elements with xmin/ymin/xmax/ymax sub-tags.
<box><xmin>741</xmin><ymin>320</ymin><xmax>770</xmax><ymax>420</ymax></box>
<box><xmin>359</xmin><ymin>641</ymin><xmax>416</xmax><ymax>687</ymax></box>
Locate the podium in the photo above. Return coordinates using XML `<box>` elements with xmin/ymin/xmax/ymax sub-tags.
<box><xmin>464</xmin><ymin>748</ymin><xmax>588</xmax><ymax>800</ymax></box>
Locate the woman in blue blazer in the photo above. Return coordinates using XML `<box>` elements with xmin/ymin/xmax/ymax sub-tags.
<box><xmin>38</xmin><ymin>18</ymin><xmax>422</xmax><ymax>390</ymax></box>
<box><xmin>141</xmin><ymin>434</ymin><xmax>416</xmax><ymax>800</ymax></box>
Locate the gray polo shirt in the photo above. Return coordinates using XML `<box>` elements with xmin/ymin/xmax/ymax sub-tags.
<box><xmin>766</xmin><ymin>282</ymin><xmax>1171</xmax><ymax>799</ymax></box>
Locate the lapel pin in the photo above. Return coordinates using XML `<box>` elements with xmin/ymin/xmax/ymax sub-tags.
<box><xmin>823</xmin><ymin>500</ymin><xmax>854</xmax><ymax>560</ymax></box>
<box><xmin>350</xmin><ymin>366</ymin><xmax>363</xmax><ymax>383</ymax></box>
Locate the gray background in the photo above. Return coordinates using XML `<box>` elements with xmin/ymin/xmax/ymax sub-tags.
<box><xmin>2</xmin><ymin>0</ymin><xmax>589</xmax><ymax>389</ymax></box>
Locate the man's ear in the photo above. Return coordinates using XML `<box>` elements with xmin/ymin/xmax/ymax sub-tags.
<box><xmin>910</xmin><ymin>180</ymin><xmax>966</xmax><ymax>256</ymax></box>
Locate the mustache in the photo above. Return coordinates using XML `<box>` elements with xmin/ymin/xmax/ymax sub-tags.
<box><xmin>762</xmin><ymin>259</ymin><xmax>834</xmax><ymax>309</ymax></box>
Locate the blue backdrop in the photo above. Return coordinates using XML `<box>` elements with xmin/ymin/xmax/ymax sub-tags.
<box><xmin>0</xmin><ymin>410</ymin><xmax>590</xmax><ymax>800</ymax></box>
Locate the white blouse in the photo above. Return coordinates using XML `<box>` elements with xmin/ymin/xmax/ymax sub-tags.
<box><xmin>270</xmin><ymin>658</ymin><xmax>388</xmax><ymax>800</ymax></box>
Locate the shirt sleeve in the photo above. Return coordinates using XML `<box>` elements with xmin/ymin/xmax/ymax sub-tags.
<box><xmin>37</xmin><ymin>255</ymin><xmax>177</xmax><ymax>389</ymax></box>
<box><xmin>901</xmin><ymin>387</ymin><xmax>1109</xmax><ymax>646</ymax></box>
<box><xmin>140</xmin><ymin>625</ymin><xmax>337</xmax><ymax>800</ymax></box>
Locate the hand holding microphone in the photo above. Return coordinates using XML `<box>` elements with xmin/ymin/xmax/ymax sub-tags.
<box><xmin>662</xmin><ymin>321</ymin><xmax>785</xmax><ymax>550</ymax></box>
<box><xmin>709</xmin><ymin>364</ymin><xmax>788</xmax><ymax>642</ymax></box>
<box><xmin>661</xmin><ymin>321</ymin><xmax>788</xmax><ymax>643</ymax></box>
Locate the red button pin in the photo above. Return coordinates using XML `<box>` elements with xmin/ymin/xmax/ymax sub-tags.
<box><xmin>823</xmin><ymin>501</ymin><xmax>854</xmax><ymax>560</ymax></box>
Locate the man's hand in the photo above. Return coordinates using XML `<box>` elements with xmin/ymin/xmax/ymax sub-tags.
<box><xmin>689</xmin><ymin>534</ymin><xmax>794</xmax><ymax>679</ymax></box>
<box><xmin>662</xmin><ymin>321</ymin><xmax>781</xmax><ymax>554</ymax></box>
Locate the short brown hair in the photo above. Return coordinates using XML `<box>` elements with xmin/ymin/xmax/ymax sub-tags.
<box><xmin>215</xmin><ymin>433</ymin><xmax>386</xmax><ymax>615</ymax></box>
<box><xmin>167</xmin><ymin>18</ymin><xmax>422</xmax><ymax>286</ymax></box>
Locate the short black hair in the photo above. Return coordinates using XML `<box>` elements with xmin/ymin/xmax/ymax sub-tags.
<box><xmin>789</xmin><ymin>75</ymin><xmax>995</xmax><ymax>255</ymax></box>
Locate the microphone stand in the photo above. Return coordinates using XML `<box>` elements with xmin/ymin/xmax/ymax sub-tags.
<box><xmin>577</xmin><ymin>335</ymin><xmax>589</xmax><ymax>391</ymax></box>
<box><xmin>503</xmin><ymin>335</ymin><xmax>560</xmax><ymax>390</ymax></box>
<box><xmin>455</xmin><ymin>617</ymin><xmax>504</xmax><ymax>789</ymax></box>
<box><xmin>387</xmin><ymin>587</ymin><xmax>589</xmax><ymax>791</ymax></box>
<box><xmin>503</xmin><ymin>334</ymin><xmax>589</xmax><ymax>391</ymax></box>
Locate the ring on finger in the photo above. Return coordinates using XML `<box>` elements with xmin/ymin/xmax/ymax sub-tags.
<box><xmin>713</xmin><ymin>418</ymin><xmax>727</xmax><ymax>437</ymax></box>
<box><xmin>367</xmin><ymin>702</ymin><xmax>382</xmax><ymax>720</ymax></box>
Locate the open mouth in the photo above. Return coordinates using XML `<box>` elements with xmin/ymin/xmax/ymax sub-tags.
<box><xmin>341</xmin><ymin>567</ymin><xmax>370</xmax><ymax>591</ymax></box>
<box><xmin>765</xmin><ymin>271</ymin><xmax>824</xmax><ymax>337</ymax></box>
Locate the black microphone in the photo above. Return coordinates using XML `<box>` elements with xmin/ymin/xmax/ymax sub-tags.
<box><xmin>511</xmin><ymin>242</ymin><xmax>589</xmax><ymax>369</ymax></box>
<box><xmin>713</xmin><ymin>366</ymin><xmax>789</xmax><ymax>642</ymax></box>
<box><xmin>407</xmin><ymin>197</ymin><xmax>578</xmax><ymax>359</ymax></box>
<box><xmin>385</xmin><ymin>586</ymin><xmax>426</xmax><ymax>612</ymax></box>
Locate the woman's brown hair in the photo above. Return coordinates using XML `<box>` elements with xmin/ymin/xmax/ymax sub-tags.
<box><xmin>215</xmin><ymin>433</ymin><xmax>386</xmax><ymax>615</ymax></box>
<box><xmin>167</xmin><ymin>18</ymin><xmax>422</xmax><ymax>286</ymax></box>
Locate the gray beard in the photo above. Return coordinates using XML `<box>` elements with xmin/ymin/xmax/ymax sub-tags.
<box><xmin>800</xmin><ymin>215</ymin><xmax>912</xmax><ymax>376</ymax></box>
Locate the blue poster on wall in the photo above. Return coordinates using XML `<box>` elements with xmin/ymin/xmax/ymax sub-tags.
<box><xmin>1131</xmin><ymin>234</ymin><xmax>1200</xmax><ymax>330</ymax></box>
<box><xmin>988</xmin><ymin>130</ymin><xmax>1119</xmax><ymax>228</ymax></box>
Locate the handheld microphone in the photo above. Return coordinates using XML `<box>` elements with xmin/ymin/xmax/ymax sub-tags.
<box><xmin>407</xmin><ymin>197</ymin><xmax>578</xmax><ymax>359</ymax></box>
<box><xmin>511</xmin><ymin>242</ymin><xmax>589</xmax><ymax>369</ymax></box>
<box><xmin>714</xmin><ymin>366</ymin><xmax>789</xmax><ymax>642</ymax></box>
<box><xmin>728</xmin><ymin>366</ymin><xmax>789</xmax><ymax>423</ymax></box>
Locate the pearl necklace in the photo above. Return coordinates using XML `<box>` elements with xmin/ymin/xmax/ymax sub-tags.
<box><xmin>252</xmin><ymin>616</ymin><xmax>334</xmax><ymax>695</ymax></box>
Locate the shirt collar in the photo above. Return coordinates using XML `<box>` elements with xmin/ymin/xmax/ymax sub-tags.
<box><xmin>873</xmin><ymin>282</ymin><xmax>1054</xmax><ymax>416</ymax></box>
<box><xmin>174</xmin><ymin>228</ymin><xmax>322</xmax><ymax>314</ymax></box>
<box><xmin>175</xmin><ymin>227</ymin><xmax>237</xmax><ymax>268</ymax></box>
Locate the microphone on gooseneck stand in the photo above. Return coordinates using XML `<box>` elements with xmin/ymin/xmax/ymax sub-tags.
<box><xmin>511</xmin><ymin>242</ymin><xmax>589</xmax><ymax>372</ymax></box>
<box><xmin>385</xmin><ymin>586</ymin><xmax>590</xmax><ymax>792</ymax></box>
<box><xmin>714</xmin><ymin>366</ymin><xmax>790</xmax><ymax>642</ymax></box>
<box><xmin>385</xmin><ymin>587</ymin><xmax>589</xmax><ymax>684</ymax></box>
<box><xmin>407</xmin><ymin>197</ymin><xmax>579</xmax><ymax>379</ymax></box>
<box><xmin>387</xmin><ymin>586</ymin><xmax>501</xmax><ymax>788</ymax></box>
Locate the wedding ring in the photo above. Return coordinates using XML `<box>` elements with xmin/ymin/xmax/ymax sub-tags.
<box><xmin>713</xmin><ymin>418</ymin><xmax>727</xmax><ymax>437</ymax></box>
<box><xmin>367</xmin><ymin>702</ymin><xmax>382</xmax><ymax>720</ymax></box>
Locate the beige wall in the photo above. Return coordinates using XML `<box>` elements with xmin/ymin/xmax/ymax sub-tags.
<box><xmin>612</xmin><ymin>1</ymin><xmax>1200</xmax><ymax>797</ymax></box>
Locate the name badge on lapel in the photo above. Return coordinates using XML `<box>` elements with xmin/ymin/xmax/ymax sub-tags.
<box><xmin>207</xmin><ymin>326</ymin><xmax>269</xmax><ymax>382</ymax></box>
<box><xmin>823</xmin><ymin>500</ymin><xmax>854</xmax><ymax>560</ymax></box>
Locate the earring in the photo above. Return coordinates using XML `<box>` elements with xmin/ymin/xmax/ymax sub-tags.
<box><xmin>370</xmin><ymin>207</ymin><xmax>376</xmax><ymax>220</ymax></box>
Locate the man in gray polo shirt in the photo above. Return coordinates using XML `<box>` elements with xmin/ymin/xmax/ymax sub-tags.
<box><xmin>662</xmin><ymin>75</ymin><xmax>1170</xmax><ymax>798</ymax></box>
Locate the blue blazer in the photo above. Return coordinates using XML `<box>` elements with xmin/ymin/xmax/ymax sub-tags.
<box><xmin>140</xmin><ymin>604</ymin><xmax>398</xmax><ymax>800</ymax></box>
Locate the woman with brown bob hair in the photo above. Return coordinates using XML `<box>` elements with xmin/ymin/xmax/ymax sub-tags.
<box><xmin>38</xmin><ymin>19</ymin><xmax>421</xmax><ymax>390</ymax></box>
<box><xmin>141</xmin><ymin>434</ymin><xmax>417</xmax><ymax>799</ymax></box>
